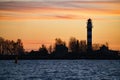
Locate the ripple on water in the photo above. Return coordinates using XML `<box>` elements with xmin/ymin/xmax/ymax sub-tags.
<box><xmin>0</xmin><ymin>60</ymin><xmax>120</xmax><ymax>80</ymax></box>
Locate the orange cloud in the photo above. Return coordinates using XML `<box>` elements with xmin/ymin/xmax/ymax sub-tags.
<box><xmin>0</xmin><ymin>1</ymin><xmax>119</xmax><ymax>21</ymax></box>
<box><xmin>0</xmin><ymin>7</ymin><xmax>119</xmax><ymax>21</ymax></box>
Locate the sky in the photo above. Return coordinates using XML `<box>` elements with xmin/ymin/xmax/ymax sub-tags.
<box><xmin>0</xmin><ymin>0</ymin><xmax>120</xmax><ymax>51</ymax></box>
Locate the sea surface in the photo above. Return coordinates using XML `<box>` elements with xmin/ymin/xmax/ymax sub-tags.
<box><xmin>0</xmin><ymin>60</ymin><xmax>120</xmax><ymax>80</ymax></box>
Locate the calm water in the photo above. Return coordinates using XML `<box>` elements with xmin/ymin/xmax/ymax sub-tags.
<box><xmin>0</xmin><ymin>60</ymin><xmax>120</xmax><ymax>80</ymax></box>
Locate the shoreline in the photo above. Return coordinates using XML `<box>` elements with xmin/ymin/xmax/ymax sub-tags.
<box><xmin>0</xmin><ymin>55</ymin><xmax>120</xmax><ymax>60</ymax></box>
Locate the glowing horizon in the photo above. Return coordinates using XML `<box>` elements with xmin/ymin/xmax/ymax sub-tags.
<box><xmin>0</xmin><ymin>0</ymin><xmax>120</xmax><ymax>51</ymax></box>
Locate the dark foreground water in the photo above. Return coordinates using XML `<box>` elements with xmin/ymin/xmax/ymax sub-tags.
<box><xmin>0</xmin><ymin>60</ymin><xmax>120</xmax><ymax>80</ymax></box>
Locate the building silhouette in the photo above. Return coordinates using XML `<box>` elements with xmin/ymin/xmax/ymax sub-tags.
<box><xmin>87</xmin><ymin>19</ymin><xmax>93</xmax><ymax>52</ymax></box>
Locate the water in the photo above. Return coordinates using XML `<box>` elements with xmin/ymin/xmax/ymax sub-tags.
<box><xmin>0</xmin><ymin>60</ymin><xmax>120</xmax><ymax>80</ymax></box>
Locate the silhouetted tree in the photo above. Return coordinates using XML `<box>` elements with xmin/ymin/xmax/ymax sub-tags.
<box><xmin>79</xmin><ymin>40</ymin><xmax>87</xmax><ymax>53</ymax></box>
<box><xmin>0</xmin><ymin>37</ymin><xmax>24</xmax><ymax>55</ymax></box>
<box><xmin>53</xmin><ymin>38</ymin><xmax>68</xmax><ymax>56</ymax></box>
<box><xmin>0</xmin><ymin>37</ymin><xmax>4</xmax><ymax>55</ymax></box>
<box><xmin>16</xmin><ymin>39</ymin><xmax>24</xmax><ymax>55</ymax></box>
<box><xmin>55</xmin><ymin>38</ymin><xmax>66</xmax><ymax>46</ymax></box>
<box><xmin>39</xmin><ymin>44</ymin><xmax>48</xmax><ymax>56</ymax></box>
<box><xmin>69</xmin><ymin>37</ymin><xmax>79</xmax><ymax>53</ymax></box>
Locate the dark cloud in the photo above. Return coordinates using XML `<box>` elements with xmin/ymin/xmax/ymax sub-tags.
<box><xmin>55</xmin><ymin>15</ymin><xmax>79</xmax><ymax>19</ymax></box>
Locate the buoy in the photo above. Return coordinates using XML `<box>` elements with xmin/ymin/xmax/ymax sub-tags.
<box><xmin>15</xmin><ymin>56</ymin><xmax>18</xmax><ymax>64</ymax></box>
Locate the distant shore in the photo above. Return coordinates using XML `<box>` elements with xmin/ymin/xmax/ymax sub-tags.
<box><xmin>0</xmin><ymin>55</ymin><xmax>120</xmax><ymax>60</ymax></box>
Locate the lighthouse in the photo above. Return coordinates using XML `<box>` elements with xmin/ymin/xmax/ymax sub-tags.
<box><xmin>87</xmin><ymin>19</ymin><xmax>93</xmax><ymax>52</ymax></box>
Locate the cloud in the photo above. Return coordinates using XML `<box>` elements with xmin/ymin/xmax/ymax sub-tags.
<box><xmin>0</xmin><ymin>0</ymin><xmax>119</xmax><ymax>2</ymax></box>
<box><xmin>55</xmin><ymin>15</ymin><xmax>75</xmax><ymax>19</ymax></box>
<box><xmin>0</xmin><ymin>1</ymin><xmax>119</xmax><ymax>20</ymax></box>
<box><xmin>0</xmin><ymin>1</ymin><xmax>119</xmax><ymax>10</ymax></box>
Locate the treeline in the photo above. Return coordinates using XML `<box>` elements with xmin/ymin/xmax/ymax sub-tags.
<box><xmin>0</xmin><ymin>37</ymin><xmax>24</xmax><ymax>55</ymax></box>
<box><xmin>0</xmin><ymin>37</ymin><xmax>120</xmax><ymax>59</ymax></box>
<box><xmin>28</xmin><ymin>37</ymin><xmax>119</xmax><ymax>59</ymax></box>
<box><xmin>29</xmin><ymin>37</ymin><xmax>87</xmax><ymax>56</ymax></box>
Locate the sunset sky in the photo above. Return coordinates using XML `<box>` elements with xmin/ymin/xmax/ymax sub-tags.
<box><xmin>0</xmin><ymin>0</ymin><xmax>120</xmax><ymax>51</ymax></box>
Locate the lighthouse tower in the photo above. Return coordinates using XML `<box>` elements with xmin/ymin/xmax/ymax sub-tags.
<box><xmin>87</xmin><ymin>19</ymin><xmax>93</xmax><ymax>52</ymax></box>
